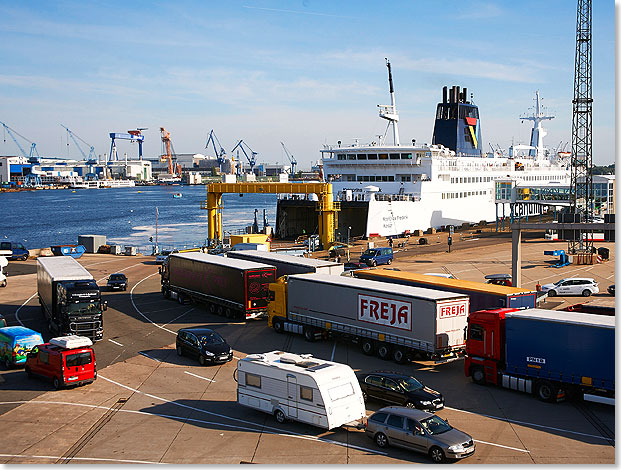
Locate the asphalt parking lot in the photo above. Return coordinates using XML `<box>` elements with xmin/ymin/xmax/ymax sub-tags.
<box><xmin>0</xmin><ymin>238</ymin><xmax>615</xmax><ymax>464</ymax></box>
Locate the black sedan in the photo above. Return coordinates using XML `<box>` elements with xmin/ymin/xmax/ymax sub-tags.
<box><xmin>608</xmin><ymin>284</ymin><xmax>615</xmax><ymax>296</ymax></box>
<box><xmin>176</xmin><ymin>327</ymin><xmax>233</xmax><ymax>366</ymax></box>
<box><xmin>357</xmin><ymin>371</ymin><xmax>444</xmax><ymax>412</ymax></box>
<box><xmin>107</xmin><ymin>273</ymin><xmax>128</xmax><ymax>291</ymax></box>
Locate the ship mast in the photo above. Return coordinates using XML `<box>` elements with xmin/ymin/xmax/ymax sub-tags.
<box><xmin>520</xmin><ymin>91</ymin><xmax>554</xmax><ymax>160</ymax></box>
<box><xmin>378</xmin><ymin>58</ymin><xmax>400</xmax><ymax>146</ymax></box>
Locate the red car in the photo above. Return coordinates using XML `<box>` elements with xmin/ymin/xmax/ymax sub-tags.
<box><xmin>25</xmin><ymin>335</ymin><xmax>96</xmax><ymax>389</ymax></box>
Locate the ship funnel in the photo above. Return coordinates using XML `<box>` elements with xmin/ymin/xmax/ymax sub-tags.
<box><xmin>443</xmin><ymin>86</ymin><xmax>447</xmax><ymax>104</ymax></box>
<box><xmin>462</xmin><ymin>88</ymin><xmax>467</xmax><ymax>103</ymax></box>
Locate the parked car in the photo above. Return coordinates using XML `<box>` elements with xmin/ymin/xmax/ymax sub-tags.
<box><xmin>607</xmin><ymin>284</ymin><xmax>615</xmax><ymax>296</ymax></box>
<box><xmin>357</xmin><ymin>371</ymin><xmax>444</xmax><ymax>411</ymax></box>
<box><xmin>176</xmin><ymin>327</ymin><xmax>233</xmax><ymax>366</ymax></box>
<box><xmin>0</xmin><ymin>241</ymin><xmax>29</xmax><ymax>261</ymax></box>
<box><xmin>107</xmin><ymin>273</ymin><xmax>128</xmax><ymax>291</ymax></box>
<box><xmin>364</xmin><ymin>406</ymin><xmax>475</xmax><ymax>463</ymax></box>
<box><xmin>0</xmin><ymin>326</ymin><xmax>43</xmax><ymax>368</ymax></box>
<box><xmin>360</xmin><ymin>247</ymin><xmax>393</xmax><ymax>266</ymax></box>
<box><xmin>25</xmin><ymin>335</ymin><xmax>96</xmax><ymax>389</ymax></box>
<box><xmin>541</xmin><ymin>278</ymin><xmax>599</xmax><ymax>297</ymax></box>
<box><xmin>155</xmin><ymin>251</ymin><xmax>172</xmax><ymax>264</ymax></box>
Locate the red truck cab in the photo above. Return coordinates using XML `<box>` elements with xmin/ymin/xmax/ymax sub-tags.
<box><xmin>464</xmin><ymin>308</ymin><xmax>518</xmax><ymax>386</ymax></box>
<box><xmin>25</xmin><ymin>335</ymin><xmax>96</xmax><ymax>389</ymax></box>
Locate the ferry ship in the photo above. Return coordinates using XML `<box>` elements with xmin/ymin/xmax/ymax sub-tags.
<box><xmin>312</xmin><ymin>61</ymin><xmax>571</xmax><ymax>238</ymax></box>
<box><xmin>71</xmin><ymin>178</ymin><xmax>136</xmax><ymax>189</ymax></box>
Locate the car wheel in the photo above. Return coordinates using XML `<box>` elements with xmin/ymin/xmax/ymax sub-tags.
<box><xmin>392</xmin><ymin>347</ymin><xmax>407</xmax><ymax>364</ymax></box>
<box><xmin>176</xmin><ymin>345</ymin><xmax>183</xmax><ymax>357</ymax></box>
<box><xmin>21</xmin><ymin>254</ymin><xmax>28</xmax><ymax>261</ymax></box>
<box><xmin>429</xmin><ymin>446</ymin><xmax>446</xmax><ymax>463</ymax></box>
<box><xmin>374</xmin><ymin>432</ymin><xmax>388</xmax><ymax>448</ymax></box>
<box><xmin>198</xmin><ymin>355</ymin><xmax>206</xmax><ymax>366</ymax></box>
<box><xmin>273</xmin><ymin>319</ymin><xmax>284</xmax><ymax>333</ymax></box>
<box><xmin>274</xmin><ymin>409</ymin><xmax>286</xmax><ymax>424</ymax></box>
<box><xmin>53</xmin><ymin>376</ymin><xmax>61</xmax><ymax>390</ymax></box>
<box><xmin>472</xmin><ymin>367</ymin><xmax>486</xmax><ymax>385</ymax></box>
<box><xmin>361</xmin><ymin>339</ymin><xmax>374</xmax><ymax>356</ymax></box>
<box><xmin>371</xmin><ymin>260</ymin><xmax>377</xmax><ymax>267</ymax></box>
<box><xmin>536</xmin><ymin>380</ymin><xmax>557</xmax><ymax>403</ymax></box>
<box><xmin>303</xmin><ymin>327</ymin><xmax>316</xmax><ymax>342</ymax></box>
<box><xmin>387</xmin><ymin>258</ymin><xmax>392</xmax><ymax>265</ymax></box>
<box><xmin>547</xmin><ymin>289</ymin><xmax>557</xmax><ymax>297</ymax></box>
<box><xmin>377</xmin><ymin>343</ymin><xmax>390</xmax><ymax>360</ymax></box>
<box><xmin>405</xmin><ymin>401</ymin><xmax>416</xmax><ymax>408</ymax></box>
<box><xmin>582</xmin><ymin>289</ymin><xmax>592</xmax><ymax>297</ymax></box>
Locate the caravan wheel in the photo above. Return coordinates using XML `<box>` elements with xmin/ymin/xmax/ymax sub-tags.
<box><xmin>274</xmin><ymin>409</ymin><xmax>286</xmax><ymax>424</ymax></box>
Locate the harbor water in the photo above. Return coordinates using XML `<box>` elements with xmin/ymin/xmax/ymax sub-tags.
<box><xmin>0</xmin><ymin>186</ymin><xmax>277</xmax><ymax>253</ymax></box>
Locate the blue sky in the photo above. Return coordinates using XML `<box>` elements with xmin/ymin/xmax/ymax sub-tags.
<box><xmin>0</xmin><ymin>0</ymin><xmax>615</xmax><ymax>167</ymax></box>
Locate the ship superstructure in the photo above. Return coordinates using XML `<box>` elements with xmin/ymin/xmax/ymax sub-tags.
<box><xmin>319</xmin><ymin>63</ymin><xmax>570</xmax><ymax>237</ymax></box>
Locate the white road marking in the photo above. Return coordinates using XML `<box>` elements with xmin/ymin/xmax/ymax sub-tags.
<box><xmin>473</xmin><ymin>439</ymin><xmax>530</xmax><ymax>453</ymax></box>
<box><xmin>97</xmin><ymin>375</ymin><xmax>386</xmax><ymax>455</ymax></box>
<box><xmin>108</xmin><ymin>339</ymin><xmax>123</xmax><ymax>347</ymax></box>
<box><xmin>330</xmin><ymin>341</ymin><xmax>337</xmax><ymax>361</ymax></box>
<box><xmin>138</xmin><ymin>352</ymin><xmax>161</xmax><ymax>362</ymax></box>
<box><xmin>184</xmin><ymin>371</ymin><xmax>215</xmax><ymax>382</ymax></box>
<box><xmin>14</xmin><ymin>293</ymin><xmax>37</xmax><ymax>327</ymax></box>
<box><xmin>444</xmin><ymin>406</ymin><xmax>612</xmax><ymax>441</ymax></box>
<box><xmin>130</xmin><ymin>273</ymin><xmax>176</xmax><ymax>334</ymax></box>
<box><xmin>0</xmin><ymin>453</ymin><xmax>161</xmax><ymax>465</ymax></box>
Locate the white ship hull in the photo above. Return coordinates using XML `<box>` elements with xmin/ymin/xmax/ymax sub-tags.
<box><xmin>71</xmin><ymin>179</ymin><xmax>136</xmax><ymax>189</ymax></box>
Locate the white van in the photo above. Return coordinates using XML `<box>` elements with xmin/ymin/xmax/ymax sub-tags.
<box><xmin>236</xmin><ymin>350</ymin><xmax>366</xmax><ymax>430</ymax></box>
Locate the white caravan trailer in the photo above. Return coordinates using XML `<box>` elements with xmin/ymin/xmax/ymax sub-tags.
<box><xmin>236</xmin><ymin>350</ymin><xmax>366</xmax><ymax>430</ymax></box>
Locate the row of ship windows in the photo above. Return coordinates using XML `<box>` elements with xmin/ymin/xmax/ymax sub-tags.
<box><xmin>442</xmin><ymin>191</ymin><xmax>488</xmax><ymax>199</ymax></box>
<box><xmin>327</xmin><ymin>175</ymin><xmax>426</xmax><ymax>182</ymax></box>
<box><xmin>451</xmin><ymin>174</ymin><xmax>566</xmax><ymax>184</ymax></box>
<box><xmin>336</xmin><ymin>152</ymin><xmax>429</xmax><ymax>161</ymax></box>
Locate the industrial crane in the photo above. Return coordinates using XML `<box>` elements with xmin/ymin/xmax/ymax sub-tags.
<box><xmin>160</xmin><ymin>127</ymin><xmax>182</xmax><ymax>177</ymax></box>
<box><xmin>205</xmin><ymin>129</ymin><xmax>227</xmax><ymax>172</ymax></box>
<box><xmin>231</xmin><ymin>139</ymin><xmax>258</xmax><ymax>175</ymax></box>
<box><xmin>61</xmin><ymin>124</ymin><xmax>96</xmax><ymax>161</ymax></box>
<box><xmin>280</xmin><ymin>141</ymin><xmax>297</xmax><ymax>175</ymax></box>
<box><xmin>0</xmin><ymin>121</ymin><xmax>40</xmax><ymax>162</ymax></box>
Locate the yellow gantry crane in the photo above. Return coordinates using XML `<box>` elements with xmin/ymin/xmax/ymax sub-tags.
<box><xmin>201</xmin><ymin>182</ymin><xmax>340</xmax><ymax>249</ymax></box>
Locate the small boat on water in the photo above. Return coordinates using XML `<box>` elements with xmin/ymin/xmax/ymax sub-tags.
<box><xmin>173</xmin><ymin>193</ymin><xmax>182</xmax><ymax>198</ymax></box>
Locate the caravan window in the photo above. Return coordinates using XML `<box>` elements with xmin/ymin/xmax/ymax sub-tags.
<box><xmin>245</xmin><ymin>372</ymin><xmax>261</xmax><ymax>388</ymax></box>
<box><xmin>300</xmin><ymin>386</ymin><xmax>313</xmax><ymax>401</ymax></box>
<box><xmin>327</xmin><ymin>382</ymin><xmax>355</xmax><ymax>401</ymax></box>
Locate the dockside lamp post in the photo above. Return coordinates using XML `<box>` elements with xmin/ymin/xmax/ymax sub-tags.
<box><xmin>347</xmin><ymin>226</ymin><xmax>351</xmax><ymax>261</ymax></box>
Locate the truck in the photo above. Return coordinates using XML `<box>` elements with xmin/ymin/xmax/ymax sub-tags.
<box><xmin>236</xmin><ymin>350</ymin><xmax>366</xmax><ymax>430</ymax></box>
<box><xmin>354</xmin><ymin>270</ymin><xmax>538</xmax><ymax>311</ymax></box>
<box><xmin>161</xmin><ymin>252</ymin><xmax>276</xmax><ymax>320</ymax></box>
<box><xmin>0</xmin><ymin>249</ymin><xmax>10</xmax><ymax>287</ymax></box>
<box><xmin>268</xmin><ymin>273</ymin><xmax>470</xmax><ymax>363</ymax></box>
<box><xmin>465</xmin><ymin>308</ymin><xmax>614</xmax><ymax>405</ymax></box>
<box><xmin>37</xmin><ymin>257</ymin><xmax>105</xmax><ymax>341</ymax></box>
<box><xmin>226</xmin><ymin>250</ymin><xmax>344</xmax><ymax>277</ymax></box>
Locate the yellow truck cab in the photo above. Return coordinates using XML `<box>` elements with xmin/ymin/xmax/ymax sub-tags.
<box><xmin>267</xmin><ymin>277</ymin><xmax>288</xmax><ymax>329</ymax></box>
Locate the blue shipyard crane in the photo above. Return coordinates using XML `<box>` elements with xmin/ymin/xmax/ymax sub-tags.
<box><xmin>109</xmin><ymin>128</ymin><xmax>146</xmax><ymax>163</ymax></box>
<box><xmin>0</xmin><ymin>121</ymin><xmax>40</xmax><ymax>162</ymax></box>
<box><xmin>205</xmin><ymin>129</ymin><xmax>227</xmax><ymax>172</ymax></box>
<box><xmin>231</xmin><ymin>139</ymin><xmax>258</xmax><ymax>174</ymax></box>
<box><xmin>61</xmin><ymin>124</ymin><xmax>99</xmax><ymax>180</ymax></box>
<box><xmin>280</xmin><ymin>141</ymin><xmax>297</xmax><ymax>175</ymax></box>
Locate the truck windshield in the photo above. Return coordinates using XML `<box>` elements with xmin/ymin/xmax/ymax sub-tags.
<box><xmin>67</xmin><ymin>303</ymin><xmax>100</xmax><ymax>314</ymax></box>
<box><xmin>420</xmin><ymin>415</ymin><xmax>452</xmax><ymax>435</ymax></box>
<box><xmin>65</xmin><ymin>351</ymin><xmax>92</xmax><ymax>367</ymax></box>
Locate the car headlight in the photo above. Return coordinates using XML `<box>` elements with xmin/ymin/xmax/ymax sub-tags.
<box><xmin>448</xmin><ymin>444</ymin><xmax>464</xmax><ymax>452</ymax></box>
<box><xmin>419</xmin><ymin>400</ymin><xmax>432</xmax><ymax>405</ymax></box>
<box><xmin>204</xmin><ymin>351</ymin><xmax>215</xmax><ymax>356</ymax></box>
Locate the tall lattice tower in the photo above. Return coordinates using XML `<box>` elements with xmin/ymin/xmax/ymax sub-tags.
<box><xmin>569</xmin><ymin>0</ymin><xmax>594</xmax><ymax>254</ymax></box>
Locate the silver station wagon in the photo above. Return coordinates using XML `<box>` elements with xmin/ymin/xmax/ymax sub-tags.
<box><xmin>364</xmin><ymin>406</ymin><xmax>475</xmax><ymax>463</ymax></box>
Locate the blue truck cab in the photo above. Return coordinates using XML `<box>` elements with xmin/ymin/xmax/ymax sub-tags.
<box><xmin>0</xmin><ymin>241</ymin><xmax>29</xmax><ymax>261</ymax></box>
<box><xmin>360</xmin><ymin>247</ymin><xmax>393</xmax><ymax>266</ymax></box>
<box><xmin>0</xmin><ymin>326</ymin><xmax>44</xmax><ymax>368</ymax></box>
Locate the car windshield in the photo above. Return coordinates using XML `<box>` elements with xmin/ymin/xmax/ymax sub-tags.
<box><xmin>110</xmin><ymin>275</ymin><xmax>125</xmax><ymax>280</ymax></box>
<box><xmin>362</xmin><ymin>249</ymin><xmax>378</xmax><ymax>256</ymax></box>
<box><xmin>200</xmin><ymin>332</ymin><xmax>225</xmax><ymax>345</ymax></box>
<box><xmin>397</xmin><ymin>376</ymin><xmax>424</xmax><ymax>391</ymax></box>
<box><xmin>555</xmin><ymin>279</ymin><xmax>567</xmax><ymax>285</ymax></box>
<box><xmin>420</xmin><ymin>415</ymin><xmax>452</xmax><ymax>435</ymax></box>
